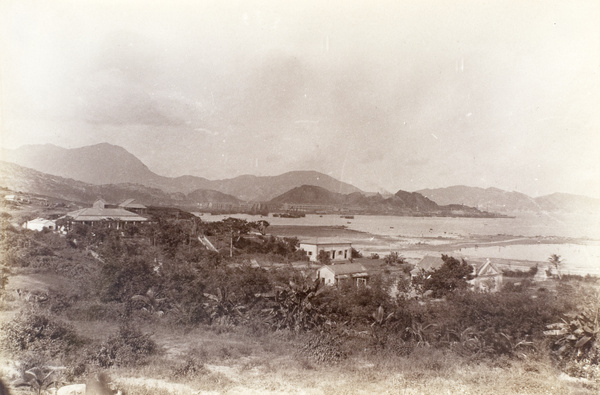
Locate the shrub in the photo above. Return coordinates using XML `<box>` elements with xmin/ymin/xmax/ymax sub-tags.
<box><xmin>351</xmin><ymin>248</ymin><xmax>363</xmax><ymax>259</ymax></box>
<box><xmin>300</xmin><ymin>331</ymin><xmax>348</xmax><ymax>364</ymax></box>
<box><xmin>87</xmin><ymin>325</ymin><xmax>157</xmax><ymax>367</ymax></box>
<box><xmin>2</xmin><ymin>310</ymin><xmax>83</xmax><ymax>358</ymax></box>
<box><xmin>384</xmin><ymin>251</ymin><xmax>406</xmax><ymax>265</ymax></box>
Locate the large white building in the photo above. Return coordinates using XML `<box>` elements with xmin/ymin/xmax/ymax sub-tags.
<box><xmin>299</xmin><ymin>238</ymin><xmax>352</xmax><ymax>262</ymax></box>
<box><xmin>22</xmin><ymin>218</ymin><xmax>56</xmax><ymax>231</ymax></box>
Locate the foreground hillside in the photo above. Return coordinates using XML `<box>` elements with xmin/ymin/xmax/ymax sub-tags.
<box><xmin>0</xmin><ymin>204</ymin><xmax>598</xmax><ymax>394</ymax></box>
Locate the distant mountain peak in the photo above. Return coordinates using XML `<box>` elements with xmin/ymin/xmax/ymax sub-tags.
<box><xmin>2</xmin><ymin>143</ymin><xmax>363</xmax><ymax>201</ymax></box>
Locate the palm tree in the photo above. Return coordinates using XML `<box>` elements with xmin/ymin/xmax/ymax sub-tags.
<box><xmin>548</xmin><ymin>254</ymin><xmax>563</xmax><ymax>279</ymax></box>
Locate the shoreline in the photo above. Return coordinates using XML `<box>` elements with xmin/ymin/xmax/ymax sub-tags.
<box><xmin>269</xmin><ymin>224</ymin><xmax>600</xmax><ymax>276</ymax></box>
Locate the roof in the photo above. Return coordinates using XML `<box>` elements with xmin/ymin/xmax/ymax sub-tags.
<box><xmin>28</xmin><ymin>217</ymin><xmax>56</xmax><ymax>224</ymax></box>
<box><xmin>119</xmin><ymin>199</ymin><xmax>147</xmax><ymax>209</ymax></box>
<box><xmin>66</xmin><ymin>207</ymin><xmax>147</xmax><ymax>222</ymax></box>
<box><xmin>24</xmin><ymin>218</ymin><xmax>56</xmax><ymax>226</ymax></box>
<box><xmin>321</xmin><ymin>263</ymin><xmax>368</xmax><ymax>276</ymax></box>
<box><xmin>413</xmin><ymin>255</ymin><xmax>502</xmax><ymax>277</ymax></box>
<box><xmin>416</xmin><ymin>255</ymin><xmax>445</xmax><ymax>271</ymax></box>
<box><xmin>300</xmin><ymin>238</ymin><xmax>352</xmax><ymax>246</ymax></box>
<box><xmin>472</xmin><ymin>259</ymin><xmax>502</xmax><ymax>277</ymax></box>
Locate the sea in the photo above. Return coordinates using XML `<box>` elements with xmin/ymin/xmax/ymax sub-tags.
<box><xmin>197</xmin><ymin>212</ymin><xmax>600</xmax><ymax>276</ymax></box>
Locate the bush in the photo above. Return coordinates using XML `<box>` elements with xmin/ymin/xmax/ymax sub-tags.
<box><xmin>2</xmin><ymin>310</ymin><xmax>83</xmax><ymax>358</ymax></box>
<box><xmin>87</xmin><ymin>325</ymin><xmax>157</xmax><ymax>367</ymax></box>
<box><xmin>300</xmin><ymin>331</ymin><xmax>348</xmax><ymax>364</ymax></box>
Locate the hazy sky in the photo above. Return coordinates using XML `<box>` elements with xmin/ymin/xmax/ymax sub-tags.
<box><xmin>1</xmin><ymin>0</ymin><xmax>599</xmax><ymax>197</ymax></box>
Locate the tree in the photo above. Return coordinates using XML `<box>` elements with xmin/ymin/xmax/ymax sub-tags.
<box><xmin>548</xmin><ymin>254</ymin><xmax>563</xmax><ymax>279</ymax></box>
<box><xmin>251</xmin><ymin>220</ymin><xmax>270</xmax><ymax>235</ymax></box>
<box><xmin>317</xmin><ymin>250</ymin><xmax>331</xmax><ymax>265</ymax></box>
<box><xmin>413</xmin><ymin>255</ymin><xmax>474</xmax><ymax>298</ymax></box>
<box><xmin>384</xmin><ymin>251</ymin><xmax>406</xmax><ymax>265</ymax></box>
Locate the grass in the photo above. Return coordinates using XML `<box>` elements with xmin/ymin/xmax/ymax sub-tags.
<box><xmin>3</xmin><ymin>298</ymin><xmax>599</xmax><ymax>394</ymax></box>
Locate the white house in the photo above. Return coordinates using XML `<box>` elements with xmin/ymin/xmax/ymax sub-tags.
<box><xmin>411</xmin><ymin>255</ymin><xmax>503</xmax><ymax>292</ymax></box>
<box><xmin>299</xmin><ymin>238</ymin><xmax>352</xmax><ymax>262</ymax></box>
<box><xmin>470</xmin><ymin>259</ymin><xmax>503</xmax><ymax>292</ymax></box>
<box><xmin>22</xmin><ymin>218</ymin><xmax>56</xmax><ymax>231</ymax></box>
<box><xmin>316</xmin><ymin>263</ymin><xmax>369</xmax><ymax>287</ymax></box>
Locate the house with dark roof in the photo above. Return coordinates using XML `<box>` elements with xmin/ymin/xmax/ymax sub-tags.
<box><xmin>62</xmin><ymin>199</ymin><xmax>147</xmax><ymax>230</ymax></box>
<box><xmin>411</xmin><ymin>255</ymin><xmax>503</xmax><ymax>292</ymax></box>
<box><xmin>316</xmin><ymin>263</ymin><xmax>369</xmax><ymax>287</ymax></box>
<box><xmin>118</xmin><ymin>199</ymin><xmax>148</xmax><ymax>215</ymax></box>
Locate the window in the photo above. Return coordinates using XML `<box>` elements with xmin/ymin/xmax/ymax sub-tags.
<box><xmin>307</xmin><ymin>251</ymin><xmax>312</xmax><ymax>256</ymax></box>
<box><xmin>357</xmin><ymin>278</ymin><xmax>367</xmax><ymax>286</ymax></box>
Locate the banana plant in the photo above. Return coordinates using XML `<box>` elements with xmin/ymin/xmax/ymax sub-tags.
<box><xmin>13</xmin><ymin>366</ymin><xmax>60</xmax><ymax>395</ymax></box>
<box><xmin>406</xmin><ymin>321</ymin><xmax>437</xmax><ymax>345</ymax></box>
<box><xmin>545</xmin><ymin>294</ymin><xmax>599</xmax><ymax>359</ymax></box>
<box><xmin>261</xmin><ymin>278</ymin><xmax>327</xmax><ymax>332</ymax></box>
<box><xmin>203</xmin><ymin>287</ymin><xmax>246</xmax><ymax>325</ymax></box>
<box><xmin>131</xmin><ymin>288</ymin><xmax>166</xmax><ymax>314</ymax></box>
<box><xmin>371</xmin><ymin>305</ymin><xmax>394</xmax><ymax>327</ymax></box>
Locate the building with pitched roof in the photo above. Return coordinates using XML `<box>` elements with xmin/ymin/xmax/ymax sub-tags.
<box><xmin>411</xmin><ymin>255</ymin><xmax>503</xmax><ymax>292</ymax></box>
<box><xmin>316</xmin><ymin>263</ymin><xmax>369</xmax><ymax>287</ymax></box>
<box><xmin>22</xmin><ymin>218</ymin><xmax>56</xmax><ymax>231</ymax></box>
<box><xmin>118</xmin><ymin>199</ymin><xmax>148</xmax><ymax>215</ymax></box>
<box><xmin>62</xmin><ymin>199</ymin><xmax>147</xmax><ymax>230</ymax></box>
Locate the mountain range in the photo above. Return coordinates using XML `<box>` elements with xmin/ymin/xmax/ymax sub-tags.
<box><xmin>417</xmin><ymin>186</ymin><xmax>600</xmax><ymax>214</ymax></box>
<box><xmin>269</xmin><ymin>185</ymin><xmax>492</xmax><ymax>216</ymax></box>
<box><xmin>1</xmin><ymin>143</ymin><xmax>598</xmax><ymax>214</ymax></box>
<box><xmin>1</xmin><ymin>143</ymin><xmax>361</xmax><ymax>201</ymax></box>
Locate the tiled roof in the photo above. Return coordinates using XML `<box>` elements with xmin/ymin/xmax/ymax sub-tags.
<box><xmin>416</xmin><ymin>255</ymin><xmax>445</xmax><ymax>271</ymax></box>
<box><xmin>323</xmin><ymin>263</ymin><xmax>368</xmax><ymax>275</ymax></box>
<box><xmin>66</xmin><ymin>207</ymin><xmax>147</xmax><ymax>222</ymax></box>
<box><xmin>119</xmin><ymin>199</ymin><xmax>147</xmax><ymax>209</ymax></box>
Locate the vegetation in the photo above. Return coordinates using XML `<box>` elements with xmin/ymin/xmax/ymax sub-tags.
<box><xmin>0</xmin><ymin>212</ymin><xmax>598</xmax><ymax>393</ymax></box>
<box><xmin>412</xmin><ymin>254</ymin><xmax>474</xmax><ymax>297</ymax></box>
<box><xmin>548</xmin><ymin>253</ymin><xmax>563</xmax><ymax>279</ymax></box>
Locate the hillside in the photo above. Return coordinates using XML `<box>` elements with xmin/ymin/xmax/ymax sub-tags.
<box><xmin>0</xmin><ymin>161</ymin><xmax>242</xmax><ymax>208</ymax></box>
<box><xmin>269</xmin><ymin>184</ymin><xmax>345</xmax><ymax>205</ymax></box>
<box><xmin>535</xmin><ymin>192</ymin><xmax>600</xmax><ymax>213</ymax></box>
<box><xmin>269</xmin><ymin>185</ymin><xmax>499</xmax><ymax>217</ymax></box>
<box><xmin>208</xmin><ymin>171</ymin><xmax>362</xmax><ymax>201</ymax></box>
<box><xmin>418</xmin><ymin>186</ymin><xmax>543</xmax><ymax>213</ymax></box>
<box><xmin>2</xmin><ymin>144</ymin><xmax>362</xmax><ymax>201</ymax></box>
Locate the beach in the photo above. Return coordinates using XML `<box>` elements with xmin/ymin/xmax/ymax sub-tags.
<box><xmin>201</xmin><ymin>213</ymin><xmax>600</xmax><ymax>276</ymax></box>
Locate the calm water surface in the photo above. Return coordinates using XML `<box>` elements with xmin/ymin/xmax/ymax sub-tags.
<box><xmin>198</xmin><ymin>212</ymin><xmax>600</xmax><ymax>274</ymax></box>
<box><xmin>200</xmin><ymin>212</ymin><xmax>600</xmax><ymax>240</ymax></box>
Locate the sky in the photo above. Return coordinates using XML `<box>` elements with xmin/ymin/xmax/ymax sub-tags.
<box><xmin>1</xmin><ymin>0</ymin><xmax>599</xmax><ymax>197</ymax></box>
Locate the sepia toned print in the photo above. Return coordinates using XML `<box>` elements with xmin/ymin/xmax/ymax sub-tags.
<box><xmin>0</xmin><ymin>1</ymin><xmax>598</xmax><ymax>393</ymax></box>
